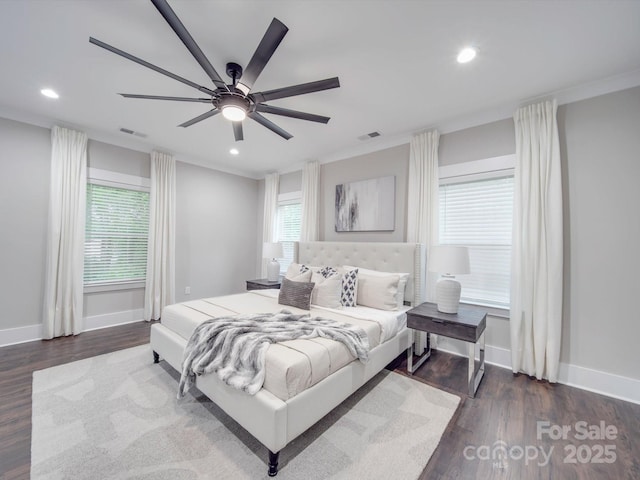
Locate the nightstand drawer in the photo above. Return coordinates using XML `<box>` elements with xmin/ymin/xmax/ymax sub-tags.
<box><xmin>407</xmin><ymin>314</ymin><xmax>480</xmax><ymax>342</ymax></box>
<box><xmin>406</xmin><ymin>303</ymin><xmax>487</xmax><ymax>343</ymax></box>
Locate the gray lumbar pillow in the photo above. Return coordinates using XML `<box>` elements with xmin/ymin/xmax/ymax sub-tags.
<box><xmin>278</xmin><ymin>277</ymin><xmax>315</xmax><ymax>310</ymax></box>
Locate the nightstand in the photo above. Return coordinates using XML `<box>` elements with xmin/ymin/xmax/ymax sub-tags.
<box><xmin>406</xmin><ymin>302</ymin><xmax>487</xmax><ymax>397</ymax></box>
<box><xmin>246</xmin><ymin>278</ymin><xmax>282</xmax><ymax>291</ymax></box>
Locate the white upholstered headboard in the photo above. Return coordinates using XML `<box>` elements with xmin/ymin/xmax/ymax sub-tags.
<box><xmin>294</xmin><ymin>241</ymin><xmax>426</xmax><ymax>306</ymax></box>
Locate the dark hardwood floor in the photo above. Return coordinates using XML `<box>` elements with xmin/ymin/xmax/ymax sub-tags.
<box><xmin>0</xmin><ymin>322</ymin><xmax>154</xmax><ymax>480</ymax></box>
<box><xmin>396</xmin><ymin>351</ymin><xmax>640</xmax><ymax>480</ymax></box>
<box><xmin>1</xmin><ymin>322</ymin><xmax>638</xmax><ymax>479</ymax></box>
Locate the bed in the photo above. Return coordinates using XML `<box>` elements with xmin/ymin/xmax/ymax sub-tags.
<box><xmin>150</xmin><ymin>241</ymin><xmax>426</xmax><ymax>476</ymax></box>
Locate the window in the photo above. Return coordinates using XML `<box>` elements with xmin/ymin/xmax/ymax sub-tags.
<box><xmin>276</xmin><ymin>192</ymin><xmax>302</xmax><ymax>274</ymax></box>
<box><xmin>438</xmin><ymin>156</ymin><xmax>514</xmax><ymax>310</ymax></box>
<box><xmin>84</xmin><ymin>170</ymin><xmax>150</xmax><ymax>289</ymax></box>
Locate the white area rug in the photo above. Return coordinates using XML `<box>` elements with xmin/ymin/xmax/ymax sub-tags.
<box><xmin>31</xmin><ymin>345</ymin><xmax>460</xmax><ymax>479</ymax></box>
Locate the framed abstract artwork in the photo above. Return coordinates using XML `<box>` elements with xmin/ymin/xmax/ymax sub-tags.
<box><xmin>335</xmin><ymin>176</ymin><xmax>395</xmax><ymax>232</ymax></box>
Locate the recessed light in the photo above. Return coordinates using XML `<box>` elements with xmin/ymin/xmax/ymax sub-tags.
<box><xmin>229</xmin><ymin>148</ymin><xmax>239</xmax><ymax>155</ymax></box>
<box><xmin>457</xmin><ymin>47</ymin><xmax>477</xmax><ymax>64</ymax></box>
<box><xmin>40</xmin><ymin>88</ymin><xmax>59</xmax><ymax>99</ymax></box>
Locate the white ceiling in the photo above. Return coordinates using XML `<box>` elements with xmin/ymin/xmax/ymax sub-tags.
<box><xmin>1</xmin><ymin>0</ymin><xmax>639</xmax><ymax>179</ymax></box>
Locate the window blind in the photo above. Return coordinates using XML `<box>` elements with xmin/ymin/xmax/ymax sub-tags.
<box><xmin>84</xmin><ymin>183</ymin><xmax>150</xmax><ymax>286</ymax></box>
<box><xmin>439</xmin><ymin>175</ymin><xmax>514</xmax><ymax>308</ymax></box>
<box><xmin>276</xmin><ymin>202</ymin><xmax>302</xmax><ymax>274</ymax></box>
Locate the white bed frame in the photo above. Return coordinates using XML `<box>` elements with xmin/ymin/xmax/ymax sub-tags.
<box><xmin>150</xmin><ymin>241</ymin><xmax>425</xmax><ymax>476</ymax></box>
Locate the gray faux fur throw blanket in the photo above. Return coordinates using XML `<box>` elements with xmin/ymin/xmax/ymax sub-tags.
<box><xmin>178</xmin><ymin>310</ymin><xmax>370</xmax><ymax>397</ymax></box>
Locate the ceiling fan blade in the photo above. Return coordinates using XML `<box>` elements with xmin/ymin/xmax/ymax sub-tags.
<box><xmin>150</xmin><ymin>0</ymin><xmax>228</xmax><ymax>91</ymax></box>
<box><xmin>248</xmin><ymin>111</ymin><xmax>293</xmax><ymax>140</ymax></box>
<box><xmin>178</xmin><ymin>108</ymin><xmax>220</xmax><ymax>127</ymax></box>
<box><xmin>89</xmin><ymin>37</ymin><xmax>216</xmax><ymax>96</ymax></box>
<box><xmin>255</xmin><ymin>104</ymin><xmax>330</xmax><ymax>124</ymax></box>
<box><xmin>251</xmin><ymin>77</ymin><xmax>340</xmax><ymax>103</ymax></box>
<box><xmin>236</xmin><ymin>18</ymin><xmax>288</xmax><ymax>95</ymax></box>
<box><xmin>233</xmin><ymin>121</ymin><xmax>244</xmax><ymax>141</ymax></box>
<box><xmin>120</xmin><ymin>94</ymin><xmax>212</xmax><ymax>103</ymax></box>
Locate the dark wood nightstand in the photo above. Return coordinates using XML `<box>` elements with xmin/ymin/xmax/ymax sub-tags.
<box><xmin>246</xmin><ymin>278</ymin><xmax>282</xmax><ymax>291</ymax></box>
<box><xmin>406</xmin><ymin>302</ymin><xmax>487</xmax><ymax>397</ymax></box>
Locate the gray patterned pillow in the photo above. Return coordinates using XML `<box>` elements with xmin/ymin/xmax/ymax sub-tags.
<box><xmin>278</xmin><ymin>278</ymin><xmax>315</xmax><ymax>310</ymax></box>
<box><xmin>340</xmin><ymin>267</ymin><xmax>359</xmax><ymax>307</ymax></box>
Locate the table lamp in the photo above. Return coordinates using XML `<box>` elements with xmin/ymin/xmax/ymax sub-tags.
<box><xmin>263</xmin><ymin>242</ymin><xmax>284</xmax><ymax>282</ymax></box>
<box><xmin>428</xmin><ymin>245</ymin><xmax>470</xmax><ymax>313</ymax></box>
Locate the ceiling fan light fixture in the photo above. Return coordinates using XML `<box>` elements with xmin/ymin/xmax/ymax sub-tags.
<box><xmin>222</xmin><ymin>105</ymin><xmax>247</xmax><ymax>122</ymax></box>
<box><xmin>218</xmin><ymin>94</ymin><xmax>249</xmax><ymax>122</ymax></box>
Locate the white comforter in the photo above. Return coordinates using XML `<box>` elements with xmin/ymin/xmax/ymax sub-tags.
<box><xmin>160</xmin><ymin>290</ymin><xmax>408</xmax><ymax>401</ymax></box>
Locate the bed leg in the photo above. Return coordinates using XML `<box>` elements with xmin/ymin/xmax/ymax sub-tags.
<box><xmin>152</xmin><ymin>351</ymin><xmax>160</xmax><ymax>364</ymax></box>
<box><xmin>268</xmin><ymin>450</ymin><xmax>280</xmax><ymax>477</ymax></box>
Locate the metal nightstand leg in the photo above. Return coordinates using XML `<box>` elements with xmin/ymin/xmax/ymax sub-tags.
<box><xmin>468</xmin><ymin>331</ymin><xmax>485</xmax><ymax>397</ymax></box>
<box><xmin>407</xmin><ymin>332</ymin><xmax>431</xmax><ymax>374</ymax></box>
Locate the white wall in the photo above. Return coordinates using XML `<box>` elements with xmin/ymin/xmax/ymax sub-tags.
<box><xmin>279</xmin><ymin>170</ymin><xmax>302</xmax><ymax>195</ymax></box>
<box><xmin>88</xmin><ymin>140</ymin><xmax>150</xmax><ymax>178</ymax></box>
<box><xmin>439</xmin><ymin>118</ymin><xmax>515</xmax><ymax>166</ymax></box>
<box><xmin>558</xmin><ymin>86</ymin><xmax>640</xmax><ymax>381</ymax></box>
<box><xmin>0</xmin><ymin>118</ymin><xmax>50</xmax><ymax>331</ymax></box>
<box><xmin>174</xmin><ymin>162</ymin><xmax>259</xmax><ymax>302</ymax></box>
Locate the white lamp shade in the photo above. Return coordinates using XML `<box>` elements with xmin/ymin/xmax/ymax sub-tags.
<box><xmin>428</xmin><ymin>246</ymin><xmax>470</xmax><ymax>275</ymax></box>
<box><xmin>263</xmin><ymin>242</ymin><xmax>283</xmax><ymax>259</ymax></box>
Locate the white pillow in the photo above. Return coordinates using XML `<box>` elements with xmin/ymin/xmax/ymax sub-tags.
<box><xmin>285</xmin><ymin>263</ymin><xmax>302</xmax><ymax>278</ymax></box>
<box><xmin>356</xmin><ymin>273</ymin><xmax>400</xmax><ymax>310</ymax></box>
<box><xmin>284</xmin><ymin>264</ymin><xmax>312</xmax><ymax>283</ymax></box>
<box><xmin>345</xmin><ymin>266</ymin><xmax>410</xmax><ymax>310</ymax></box>
<box><xmin>310</xmin><ymin>271</ymin><xmax>342</xmax><ymax>308</ymax></box>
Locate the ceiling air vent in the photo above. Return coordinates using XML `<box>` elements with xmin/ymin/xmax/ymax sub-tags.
<box><xmin>357</xmin><ymin>131</ymin><xmax>381</xmax><ymax>141</ymax></box>
<box><xmin>119</xmin><ymin>127</ymin><xmax>147</xmax><ymax>138</ymax></box>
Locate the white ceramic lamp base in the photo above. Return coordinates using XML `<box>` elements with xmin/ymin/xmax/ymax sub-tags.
<box><xmin>435</xmin><ymin>277</ymin><xmax>462</xmax><ymax>314</ymax></box>
<box><xmin>267</xmin><ymin>259</ymin><xmax>281</xmax><ymax>282</ymax></box>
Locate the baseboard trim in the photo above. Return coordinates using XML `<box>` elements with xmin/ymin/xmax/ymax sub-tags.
<box><xmin>0</xmin><ymin>324</ymin><xmax>44</xmax><ymax>347</ymax></box>
<box><xmin>557</xmin><ymin>363</ymin><xmax>640</xmax><ymax>406</ymax></box>
<box><xmin>83</xmin><ymin>309</ymin><xmax>145</xmax><ymax>332</ymax></box>
<box><xmin>0</xmin><ymin>309</ymin><xmax>145</xmax><ymax>347</ymax></box>
<box><xmin>435</xmin><ymin>339</ymin><xmax>640</xmax><ymax>405</ymax></box>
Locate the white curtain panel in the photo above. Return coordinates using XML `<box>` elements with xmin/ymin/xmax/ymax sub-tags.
<box><xmin>300</xmin><ymin>160</ymin><xmax>320</xmax><ymax>241</ymax></box>
<box><xmin>511</xmin><ymin>100</ymin><xmax>563</xmax><ymax>382</ymax></box>
<box><xmin>262</xmin><ymin>173</ymin><xmax>279</xmax><ymax>277</ymax></box>
<box><xmin>144</xmin><ymin>151</ymin><xmax>176</xmax><ymax>321</ymax></box>
<box><xmin>43</xmin><ymin>126</ymin><xmax>88</xmax><ymax>338</ymax></box>
<box><xmin>407</xmin><ymin>130</ymin><xmax>440</xmax><ymax>353</ymax></box>
<box><xmin>407</xmin><ymin>129</ymin><xmax>440</xmax><ymax>302</ymax></box>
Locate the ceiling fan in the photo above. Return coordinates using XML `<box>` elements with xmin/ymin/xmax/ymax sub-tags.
<box><xmin>89</xmin><ymin>0</ymin><xmax>340</xmax><ymax>141</ymax></box>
